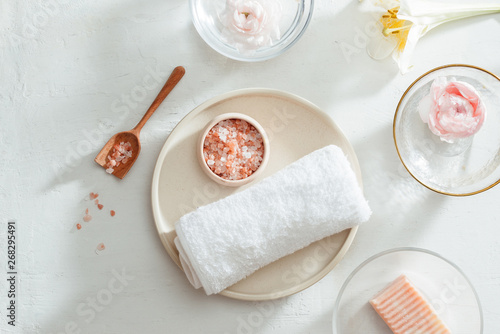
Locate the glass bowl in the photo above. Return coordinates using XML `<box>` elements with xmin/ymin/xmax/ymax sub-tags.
<box><xmin>333</xmin><ymin>248</ymin><xmax>482</xmax><ymax>334</ymax></box>
<box><xmin>393</xmin><ymin>64</ymin><xmax>500</xmax><ymax>196</ymax></box>
<box><xmin>189</xmin><ymin>0</ymin><xmax>314</xmax><ymax>62</ymax></box>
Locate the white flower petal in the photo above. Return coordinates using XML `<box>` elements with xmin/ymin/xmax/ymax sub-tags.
<box><xmin>399</xmin><ymin>0</ymin><xmax>500</xmax><ymax>26</ymax></box>
<box><xmin>393</xmin><ymin>24</ymin><xmax>426</xmax><ymax>74</ymax></box>
<box><xmin>219</xmin><ymin>0</ymin><xmax>283</xmax><ymax>54</ymax></box>
<box><xmin>365</xmin><ymin>0</ymin><xmax>500</xmax><ymax>73</ymax></box>
<box><xmin>367</xmin><ymin>33</ymin><xmax>398</xmax><ymax>60</ymax></box>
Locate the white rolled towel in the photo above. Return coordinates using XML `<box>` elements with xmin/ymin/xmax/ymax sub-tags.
<box><xmin>174</xmin><ymin>145</ymin><xmax>371</xmax><ymax>295</ymax></box>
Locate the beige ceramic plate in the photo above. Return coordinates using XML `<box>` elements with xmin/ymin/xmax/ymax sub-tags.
<box><xmin>151</xmin><ymin>88</ymin><xmax>362</xmax><ymax>301</ymax></box>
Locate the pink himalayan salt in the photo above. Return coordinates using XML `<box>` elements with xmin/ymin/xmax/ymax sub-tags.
<box><xmin>92</xmin><ymin>197</ymin><xmax>104</xmax><ymax>210</ymax></box>
<box><xmin>83</xmin><ymin>208</ymin><xmax>92</xmax><ymax>222</ymax></box>
<box><xmin>203</xmin><ymin>118</ymin><xmax>264</xmax><ymax>180</ymax></box>
<box><xmin>106</xmin><ymin>142</ymin><xmax>133</xmax><ymax>174</ymax></box>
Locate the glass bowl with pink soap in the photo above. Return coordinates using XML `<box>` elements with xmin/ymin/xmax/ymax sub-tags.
<box><xmin>189</xmin><ymin>0</ymin><xmax>314</xmax><ymax>61</ymax></box>
<box><xmin>198</xmin><ymin>113</ymin><xmax>270</xmax><ymax>186</ymax></box>
<box><xmin>393</xmin><ymin>64</ymin><xmax>500</xmax><ymax>196</ymax></box>
<box><xmin>333</xmin><ymin>248</ymin><xmax>482</xmax><ymax>334</ymax></box>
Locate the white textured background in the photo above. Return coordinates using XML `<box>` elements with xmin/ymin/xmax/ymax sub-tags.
<box><xmin>1</xmin><ymin>0</ymin><xmax>499</xmax><ymax>333</ymax></box>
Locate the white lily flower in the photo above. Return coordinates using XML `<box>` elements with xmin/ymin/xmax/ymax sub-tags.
<box><xmin>366</xmin><ymin>0</ymin><xmax>500</xmax><ymax>73</ymax></box>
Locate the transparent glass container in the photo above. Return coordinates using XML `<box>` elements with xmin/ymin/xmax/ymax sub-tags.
<box><xmin>393</xmin><ymin>64</ymin><xmax>500</xmax><ymax>196</ymax></box>
<box><xmin>189</xmin><ymin>0</ymin><xmax>314</xmax><ymax>61</ymax></box>
<box><xmin>333</xmin><ymin>248</ymin><xmax>482</xmax><ymax>334</ymax></box>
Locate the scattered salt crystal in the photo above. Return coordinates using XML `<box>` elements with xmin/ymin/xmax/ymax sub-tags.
<box><xmin>96</xmin><ymin>243</ymin><xmax>106</xmax><ymax>254</ymax></box>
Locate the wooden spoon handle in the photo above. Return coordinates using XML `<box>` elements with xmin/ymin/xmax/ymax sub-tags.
<box><xmin>133</xmin><ymin>66</ymin><xmax>185</xmax><ymax>132</ymax></box>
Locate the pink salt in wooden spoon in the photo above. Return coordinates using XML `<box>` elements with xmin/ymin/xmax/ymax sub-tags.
<box><xmin>95</xmin><ymin>66</ymin><xmax>185</xmax><ymax>179</ymax></box>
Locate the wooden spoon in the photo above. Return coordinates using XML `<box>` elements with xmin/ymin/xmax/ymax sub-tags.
<box><xmin>95</xmin><ymin>66</ymin><xmax>185</xmax><ymax>179</ymax></box>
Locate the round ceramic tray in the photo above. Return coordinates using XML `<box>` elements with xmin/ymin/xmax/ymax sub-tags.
<box><xmin>151</xmin><ymin>88</ymin><xmax>362</xmax><ymax>301</ymax></box>
<box><xmin>333</xmin><ymin>248</ymin><xmax>482</xmax><ymax>334</ymax></box>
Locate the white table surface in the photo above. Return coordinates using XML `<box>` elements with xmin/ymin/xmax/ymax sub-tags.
<box><xmin>1</xmin><ymin>0</ymin><xmax>500</xmax><ymax>333</ymax></box>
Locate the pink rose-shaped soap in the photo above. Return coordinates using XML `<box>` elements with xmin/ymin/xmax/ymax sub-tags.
<box><xmin>220</xmin><ymin>0</ymin><xmax>282</xmax><ymax>54</ymax></box>
<box><xmin>419</xmin><ymin>77</ymin><xmax>486</xmax><ymax>143</ymax></box>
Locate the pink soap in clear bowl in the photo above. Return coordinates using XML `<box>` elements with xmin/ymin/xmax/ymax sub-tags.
<box><xmin>198</xmin><ymin>113</ymin><xmax>269</xmax><ymax>186</ymax></box>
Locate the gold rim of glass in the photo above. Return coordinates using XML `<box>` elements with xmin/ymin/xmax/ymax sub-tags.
<box><xmin>393</xmin><ymin>64</ymin><xmax>500</xmax><ymax>196</ymax></box>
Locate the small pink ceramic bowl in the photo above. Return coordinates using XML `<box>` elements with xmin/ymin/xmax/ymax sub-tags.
<box><xmin>198</xmin><ymin>113</ymin><xmax>270</xmax><ymax>187</ymax></box>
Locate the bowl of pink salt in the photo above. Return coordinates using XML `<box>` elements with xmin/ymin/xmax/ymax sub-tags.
<box><xmin>393</xmin><ymin>64</ymin><xmax>500</xmax><ymax>196</ymax></box>
<box><xmin>199</xmin><ymin>113</ymin><xmax>269</xmax><ymax>186</ymax></box>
